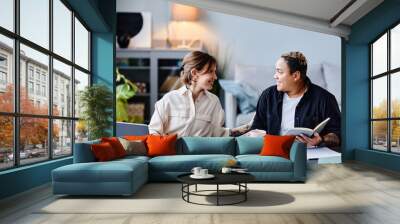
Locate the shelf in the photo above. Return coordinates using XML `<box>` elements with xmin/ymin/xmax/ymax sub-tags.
<box><xmin>159</xmin><ymin>66</ymin><xmax>180</xmax><ymax>70</ymax></box>
<box><xmin>118</xmin><ymin>66</ymin><xmax>150</xmax><ymax>70</ymax></box>
<box><xmin>135</xmin><ymin>93</ymin><xmax>150</xmax><ymax>97</ymax></box>
<box><xmin>116</xmin><ymin>49</ymin><xmax>190</xmax><ymax>123</ymax></box>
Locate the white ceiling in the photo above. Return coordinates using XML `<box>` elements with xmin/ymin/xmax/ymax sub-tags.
<box><xmin>171</xmin><ymin>0</ymin><xmax>384</xmax><ymax>38</ymax></box>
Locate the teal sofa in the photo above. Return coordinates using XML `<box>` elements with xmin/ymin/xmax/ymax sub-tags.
<box><xmin>52</xmin><ymin>137</ymin><xmax>306</xmax><ymax>196</ymax></box>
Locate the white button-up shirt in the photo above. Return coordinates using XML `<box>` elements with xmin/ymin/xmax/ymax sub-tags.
<box><xmin>148</xmin><ymin>86</ymin><xmax>230</xmax><ymax>138</ymax></box>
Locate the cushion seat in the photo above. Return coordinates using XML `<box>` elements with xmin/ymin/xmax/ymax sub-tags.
<box><xmin>53</xmin><ymin>162</ymin><xmax>138</xmax><ymax>182</ymax></box>
<box><xmin>236</xmin><ymin>155</ymin><xmax>293</xmax><ymax>172</ymax></box>
<box><xmin>52</xmin><ymin>158</ymin><xmax>148</xmax><ymax>195</ymax></box>
<box><xmin>149</xmin><ymin>154</ymin><xmax>235</xmax><ymax>172</ymax></box>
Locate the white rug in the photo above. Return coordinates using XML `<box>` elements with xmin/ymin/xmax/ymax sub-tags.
<box><xmin>38</xmin><ymin>183</ymin><xmax>361</xmax><ymax>214</ymax></box>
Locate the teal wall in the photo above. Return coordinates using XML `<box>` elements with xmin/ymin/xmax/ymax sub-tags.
<box><xmin>0</xmin><ymin>0</ymin><xmax>116</xmax><ymax>200</ymax></box>
<box><xmin>345</xmin><ymin>0</ymin><xmax>400</xmax><ymax>171</ymax></box>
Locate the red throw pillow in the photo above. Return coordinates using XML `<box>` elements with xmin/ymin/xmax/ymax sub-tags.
<box><xmin>260</xmin><ymin>134</ymin><xmax>296</xmax><ymax>159</ymax></box>
<box><xmin>124</xmin><ymin>135</ymin><xmax>148</xmax><ymax>142</ymax></box>
<box><xmin>101</xmin><ymin>137</ymin><xmax>127</xmax><ymax>158</ymax></box>
<box><xmin>91</xmin><ymin>142</ymin><xmax>117</xmax><ymax>161</ymax></box>
<box><xmin>146</xmin><ymin>134</ymin><xmax>177</xmax><ymax>157</ymax></box>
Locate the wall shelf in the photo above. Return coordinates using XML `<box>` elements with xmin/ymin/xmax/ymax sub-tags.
<box><xmin>116</xmin><ymin>48</ymin><xmax>190</xmax><ymax>124</ymax></box>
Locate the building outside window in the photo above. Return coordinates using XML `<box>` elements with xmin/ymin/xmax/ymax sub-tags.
<box><xmin>28</xmin><ymin>66</ymin><xmax>34</xmax><ymax>80</ymax></box>
<box><xmin>28</xmin><ymin>81</ymin><xmax>34</xmax><ymax>94</ymax></box>
<box><xmin>0</xmin><ymin>0</ymin><xmax>91</xmax><ymax>170</ymax></box>
<box><xmin>0</xmin><ymin>54</ymin><xmax>7</xmax><ymax>89</ymax></box>
<box><xmin>370</xmin><ymin>23</ymin><xmax>400</xmax><ymax>154</ymax></box>
<box><xmin>42</xmin><ymin>85</ymin><xmax>46</xmax><ymax>97</ymax></box>
<box><xmin>0</xmin><ymin>71</ymin><xmax>6</xmax><ymax>85</ymax></box>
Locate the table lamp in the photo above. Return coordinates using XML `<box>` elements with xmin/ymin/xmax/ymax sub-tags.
<box><xmin>171</xmin><ymin>3</ymin><xmax>199</xmax><ymax>48</ymax></box>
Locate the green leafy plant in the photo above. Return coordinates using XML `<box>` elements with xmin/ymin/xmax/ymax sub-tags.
<box><xmin>79</xmin><ymin>84</ymin><xmax>113</xmax><ymax>140</ymax></box>
<box><xmin>116</xmin><ymin>69</ymin><xmax>139</xmax><ymax>122</ymax></box>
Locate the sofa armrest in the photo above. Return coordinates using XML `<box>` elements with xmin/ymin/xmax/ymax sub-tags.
<box><xmin>224</xmin><ymin>91</ymin><xmax>237</xmax><ymax>128</ymax></box>
<box><xmin>289</xmin><ymin>141</ymin><xmax>307</xmax><ymax>181</ymax></box>
<box><xmin>73</xmin><ymin>140</ymin><xmax>100</xmax><ymax>163</ymax></box>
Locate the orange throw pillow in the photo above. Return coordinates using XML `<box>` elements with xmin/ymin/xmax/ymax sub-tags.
<box><xmin>146</xmin><ymin>134</ymin><xmax>177</xmax><ymax>157</ymax></box>
<box><xmin>260</xmin><ymin>134</ymin><xmax>296</xmax><ymax>159</ymax></box>
<box><xmin>91</xmin><ymin>142</ymin><xmax>117</xmax><ymax>161</ymax></box>
<box><xmin>124</xmin><ymin>135</ymin><xmax>148</xmax><ymax>142</ymax></box>
<box><xmin>101</xmin><ymin>137</ymin><xmax>126</xmax><ymax>158</ymax></box>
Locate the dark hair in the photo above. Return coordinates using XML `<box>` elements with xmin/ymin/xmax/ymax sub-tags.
<box><xmin>281</xmin><ymin>51</ymin><xmax>307</xmax><ymax>80</ymax></box>
<box><xmin>180</xmin><ymin>51</ymin><xmax>217</xmax><ymax>85</ymax></box>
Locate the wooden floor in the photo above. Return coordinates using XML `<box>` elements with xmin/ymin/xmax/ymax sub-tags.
<box><xmin>1</xmin><ymin>162</ymin><xmax>400</xmax><ymax>224</ymax></box>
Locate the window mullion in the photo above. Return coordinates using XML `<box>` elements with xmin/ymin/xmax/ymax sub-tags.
<box><xmin>13</xmin><ymin>0</ymin><xmax>20</xmax><ymax>167</ymax></box>
<box><xmin>71</xmin><ymin>10</ymin><xmax>76</xmax><ymax>153</ymax></box>
<box><xmin>49</xmin><ymin>0</ymin><xmax>54</xmax><ymax>160</ymax></box>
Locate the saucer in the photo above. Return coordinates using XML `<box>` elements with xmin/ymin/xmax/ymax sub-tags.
<box><xmin>190</xmin><ymin>174</ymin><xmax>215</xmax><ymax>179</ymax></box>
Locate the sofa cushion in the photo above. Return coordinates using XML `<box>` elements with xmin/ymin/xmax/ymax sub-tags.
<box><xmin>219</xmin><ymin>80</ymin><xmax>259</xmax><ymax>114</ymax></box>
<box><xmin>148</xmin><ymin>154</ymin><xmax>235</xmax><ymax>172</ymax></box>
<box><xmin>101</xmin><ymin>137</ymin><xmax>127</xmax><ymax>158</ymax></box>
<box><xmin>177</xmin><ymin>137</ymin><xmax>236</xmax><ymax>155</ymax></box>
<box><xmin>52</xmin><ymin>159</ymin><xmax>147</xmax><ymax>183</ymax></box>
<box><xmin>147</xmin><ymin>134</ymin><xmax>177</xmax><ymax>157</ymax></box>
<box><xmin>260</xmin><ymin>134</ymin><xmax>296</xmax><ymax>159</ymax></box>
<box><xmin>236</xmin><ymin>136</ymin><xmax>263</xmax><ymax>155</ymax></box>
<box><xmin>236</xmin><ymin>155</ymin><xmax>293</xmax><ymax>172</ymax></box>
<box><xmin>91</xmin><ymin>142</ymin><xmax>118</xmax><ymax>161</ymax></box>
<box><xmin>118</xmin><ymin>138</ymin><xmax>147</xmax><ymax>156</ymax></box>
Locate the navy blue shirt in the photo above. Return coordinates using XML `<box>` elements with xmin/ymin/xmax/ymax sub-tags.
<box><xmin>251</xmin><ymin>79</ymin><xmax>341</xmax><ymax>140</ymax></box>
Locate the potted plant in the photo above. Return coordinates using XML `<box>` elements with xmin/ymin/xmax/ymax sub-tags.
<box><xmin>116</xmin><ymin>69</ymin><xmax>140</xmax><ymax>123</ymax></box>
<box><xmin>79</xmin><ymin>84</ymin><xmax>113</xmax><ymax>140</ymax></box>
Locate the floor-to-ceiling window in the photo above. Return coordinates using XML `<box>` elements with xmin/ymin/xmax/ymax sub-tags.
<box><xmin>0</xmin><ymin>0</ymin><xmax>91</xmax><ymax>170</ymax></box>
<box><xmin>370</xmin><ymin>22</ymin><xmax>400</xmax><ymax>153</ymax></box>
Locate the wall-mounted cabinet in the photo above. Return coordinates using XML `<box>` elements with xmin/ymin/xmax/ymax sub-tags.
<box><xmin>116</xmin><ymin>48</ymin><xmax>190</xmax><ymax>124</ymax></box>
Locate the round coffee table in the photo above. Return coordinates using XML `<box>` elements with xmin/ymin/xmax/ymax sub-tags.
<box><xmin>177</xmin><ymin>173</ymin><xmax>255</xmax><ymax>206</ymax></box>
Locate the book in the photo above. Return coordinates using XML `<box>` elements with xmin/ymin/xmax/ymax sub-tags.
<box><xmin>284</xmin><ymin>117</ymin><xmax>330</xmax><ymax>137</ymax></box>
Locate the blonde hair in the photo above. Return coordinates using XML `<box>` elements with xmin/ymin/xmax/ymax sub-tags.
<box><xmin>180</xmin><ymin>51</ymin><xmax>217</xmax><ymax>85</ymax></box>
<box><xmin>280</xmin><ymin>51</ymin><xmax>308</xmax><ymax>80</ymax></box>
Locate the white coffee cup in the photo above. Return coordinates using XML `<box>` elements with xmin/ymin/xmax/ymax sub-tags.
<box><xmin>199</xmin><ymin>169</ymin><xmax>208</xmax><ymax>176</ymax></box>
<box><xmin>221</xmin><ymin>167</ymin><xmax>232</xmax><ymax>174</ymax></box>
<box><xmin>191</xmin><ymin>167</ymin><xmax>202</xmax><ymax>176</ymax></box>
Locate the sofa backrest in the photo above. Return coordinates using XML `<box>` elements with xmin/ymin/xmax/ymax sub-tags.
<box><xmin>235</xmin><ymin>136</ymin><xmax>264</xmax><ymax>155</ymax></box>
<box><xmin>176</xmin><ymin>137</ymin><xmax>236</xmax><ymax>155</ymax></box>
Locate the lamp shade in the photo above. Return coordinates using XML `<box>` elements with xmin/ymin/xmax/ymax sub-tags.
<box><xmin>171</xmin><ymin>3</ymin><xmax>199</xmax><ymax>21</ymax></box>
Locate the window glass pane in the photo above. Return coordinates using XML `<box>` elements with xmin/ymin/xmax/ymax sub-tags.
<box><xmin>391</xmin><ymin>120</ymin><xmax>400</xmax><ymax>153</ymax></box>
<box><xmin>372</xmin><ymin>76</ymin><xmax>387</xmax><ymax>119</ymax></box>
<box><xmin>53</xmin><ymin>0</ymin><xmax>72</xmax><ymax>60</ymax></box>
<box><xmin>74</xmin><ymin>18</ymin><xmax>89</xmax><ymax>70</ymax></box>
<box><xmin>0</xmin><ymin>0</ymin><xmax>14</xmax><ymax>31</ymax></box>
<box><xmin>0</xmin><ymin>116</ymin><xmax>14</xmax><ymax>170</ymax></box>
<box><xmin>372</xmin><ymin>33</ymin><xmax>387</xmax><ymax>76</ymax></box>
<box><xmin>391</xmin><ymin>24</ymin><xmax>400</xmax><ymax>70</ymax></box>
<box><xmin>53</xmin><ymin>59</ymin><xmax>72</xmax><ymax>117</ymax></box>
<box><xmin>372</xmin><ymin>121</ymin><xmax>388</xmax><ymax>151</ymax></box>
<box><xmin>20</xmin><ymin>117</ymin><xmax>49</xmax><ymax>165</ymax></box>
<box><xmin>391</xmin><ymin>72</ymin><xmax>400</xmax><ymax>118</ymax></box>
<box><xmin>53</xmin><ymin>119</ymin><xmax>72</xmax><ymax>158</ymax></box>
<box><xmin>75</xmin><ymin>120</ymin><xmax>88</xmax><ymax>143</ymax></box>
<box><xmin>0</xmin><ymin>35</ymin><xmax>14</xmax><ymax>112</ymax></box>
<box><xmin>20</xmin><ymin>0</ymin><xmax>49</xmax><ymax>49</ymax></box>
<box><xmin>20</xmin><ymin>44</ymin><xmax>49</xmax><ymax>115</ymax></box>
<box><xmin>74</xmin><ymin>69</ymin><xmax>89</xmax><ymax>118</ymax></box>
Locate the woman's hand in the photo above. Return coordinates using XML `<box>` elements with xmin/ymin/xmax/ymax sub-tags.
<box><xmin>230</xmin><ymin>124</ymin><xmax>251</xmax><ymax>137</ymax></box>
<box><xmin>296</xmin><ymin>133</ymin><xmax>322</xmax><ymax>147</ymax></box>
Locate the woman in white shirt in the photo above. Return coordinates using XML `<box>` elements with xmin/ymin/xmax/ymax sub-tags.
<box><xmin>148</xmin><ymin>51</ymin><xmax>245</xmax><ymax>137</ymax></box>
